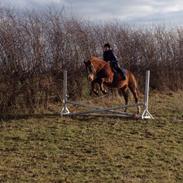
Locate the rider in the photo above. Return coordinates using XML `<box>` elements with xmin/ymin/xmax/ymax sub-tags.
<box><xmin>103</xmin><ymin>43</ymin><xmax>126</xmax><ymax>83</ymax></box>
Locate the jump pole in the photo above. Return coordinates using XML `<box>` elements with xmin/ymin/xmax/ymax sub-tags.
<box><xmin>60</xmin><ymin>70</ymin><xmax>154</xmax><ymax>119</ymax></box>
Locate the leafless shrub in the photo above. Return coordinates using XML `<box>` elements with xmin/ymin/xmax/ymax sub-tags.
<box><xmin>0</xmin><ymin>7</ymin><xmax>182</xmax><ymax>113</ymax></box>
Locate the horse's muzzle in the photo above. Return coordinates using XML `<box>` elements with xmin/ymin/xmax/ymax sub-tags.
<box><xmin>88</xmin><ymin>74</ymin><xmax>94</xmax><ymax>81</ymax></box>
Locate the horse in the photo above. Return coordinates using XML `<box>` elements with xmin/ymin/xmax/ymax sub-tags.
<box><xmin>84</xmin><ymin>56</ymin><xmax>141</xmax><ymax>114</ymax></box>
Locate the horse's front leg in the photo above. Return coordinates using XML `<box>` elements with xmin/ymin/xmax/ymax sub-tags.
<box><xmin>119</xmin><ymin>86</ymin><xmax>129</xmax><ymax>112</ymax></box>
<box><xmin>90</xmin><ymin>80</ymin><xmax>99</xmax><ymax>96</ymax></box>
<box><xmin>99</xmin><ymin>78</ymin><xmax>108</xmax><ymax>94</ymax></box>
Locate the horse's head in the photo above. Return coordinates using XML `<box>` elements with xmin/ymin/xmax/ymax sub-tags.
<box><xmin>84</xmin><ymin>59</ymin><xmax>96</xmax><ymax>81</ymax></box>
<box><xmin>84</xmin><ymin>56</ymin><xmax>106</xmax><ymax>81</ymax></box>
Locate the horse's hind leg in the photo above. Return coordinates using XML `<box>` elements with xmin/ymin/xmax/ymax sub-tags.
<box><xmin>119</xmin><ymin>86</ymin><xmax>129</xmax><ymax>112</ymax></box>
<box><xmin>129</xmin><ymin>85</ymin><xmax>141</xmax><ymax>114</ymax></box>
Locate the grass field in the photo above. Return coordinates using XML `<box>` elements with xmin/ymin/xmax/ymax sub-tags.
<box><xmin>0</xmin><ymin>91</ymin><xmax>183</xmax><ymax>183</ymax></box>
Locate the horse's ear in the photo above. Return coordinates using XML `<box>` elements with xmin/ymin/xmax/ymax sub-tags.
<box><xmin>84</xmin><ymin>60</ymin><xmax>90</xmax><ymax>64</ymax></box>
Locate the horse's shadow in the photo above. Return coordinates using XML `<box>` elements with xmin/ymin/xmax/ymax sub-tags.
<box><xmin>0</xmin><ymin>113</ymin><xmax>138</xmax><ymax>122</ymax></box>
<box><xmin>0</xmin><ymin>113</ymin><xmax>61</xmax><ymax>122</ymax></box>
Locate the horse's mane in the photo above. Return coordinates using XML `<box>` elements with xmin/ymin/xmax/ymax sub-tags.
<box><xmin>91</xmin><ymin>56</ymin><xmax>106</xmax><ymax>65</ymax></box>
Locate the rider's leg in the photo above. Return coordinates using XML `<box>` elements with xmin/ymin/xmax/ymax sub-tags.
<box><xmin>117</xmin><ymin>66</ymin><xmax>126</xmax><ymax>80</ymax></box>
<box><xmin>110</xmin><ymin>61</ymin><xmax>118</xmax><ymax>85</ymax></box>
<box><xmin>112</xmin><ymin>69</ymin><xmax>118</xmax><ymax>85</ymax></box>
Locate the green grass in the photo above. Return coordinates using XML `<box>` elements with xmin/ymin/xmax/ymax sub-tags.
<box><xmin>0</xmin><ymin>91</ymin><xmax>183</xmax><ymax>183</ymax></box>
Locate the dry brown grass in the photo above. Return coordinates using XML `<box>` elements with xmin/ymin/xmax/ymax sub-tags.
<box><xmin>0</xmin><ymin>91</ymin><xmax>182</xmax><ymax>183</ymax></box>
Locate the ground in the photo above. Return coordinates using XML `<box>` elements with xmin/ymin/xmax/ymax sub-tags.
<box><xmin>0</xmin><ymin>91</ymin><xmax>183</xmax><ymax>183</ymax></box>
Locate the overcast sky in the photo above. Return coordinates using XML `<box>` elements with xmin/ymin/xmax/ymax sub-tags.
<box><xmin>1</xmin><ymin>0</ymin><xmax>183</xmax><ymax>25</ymax></box>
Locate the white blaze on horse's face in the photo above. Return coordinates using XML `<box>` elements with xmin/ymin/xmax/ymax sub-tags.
<box><xmin>88</xmin><ymin>73</ymin><xmax>95</xmax><ymax>81</ymax></box>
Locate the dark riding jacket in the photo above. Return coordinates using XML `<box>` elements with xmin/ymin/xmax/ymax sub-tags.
<box><xmin>103</xmin><ymin>49</ymin><xmax>126</xmax><ymax>81</ymax></box>
<box><xmin>103</xmin><ymin>49</ymin><xmax>117</xmax><ymax>62</ymax></box>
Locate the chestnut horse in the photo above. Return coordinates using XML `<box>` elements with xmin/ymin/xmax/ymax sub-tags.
<box><xmin>84</xmin><ymin>56</ymin><xmax>141</xmax><ymax>114</ymax></box>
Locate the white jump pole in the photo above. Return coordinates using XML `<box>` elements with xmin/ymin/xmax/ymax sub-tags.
<box><xmin>141</xmin><ymin>70</ymin><xmax>154</xmax><ymax>119</ymax></box>
<box><xmin>60</xmin><ymin>70</ymin><xmax>70</xmax><ymax>115</ymax></box>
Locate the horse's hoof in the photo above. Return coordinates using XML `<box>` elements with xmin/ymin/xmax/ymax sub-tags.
<box><xmin>102</xmin><ymin>90</ymin><xmax>108</xmax><ymax>95</ymax></box>
<box><xmin>133</xmin><ymin>114</ymin><xmax>140</xmax><ymax>119</ymax></box>
<box><xmin>90</xmin><ymin>90</ymin><xmax>99</xmax><ymax>96</ymax></box>
<box><xmin>94</xmin><ymin>91</ymin><xmax>99</xmax><ymax>96</ymax></box>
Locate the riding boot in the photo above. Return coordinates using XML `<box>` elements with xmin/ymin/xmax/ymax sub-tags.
<box><xmin>120</xmin><ymin>70</ymin><xmax>126</xmax><ymax>80</ymax></box>
<box><xmin>116</xmin><ymin>67</ymin><xmax>126</xmax><ymax>80</ymax></box>
<box><xmin>112</xmin><ymin>70</ymin><xmax>118</xmax><ymax>85</ymax></box>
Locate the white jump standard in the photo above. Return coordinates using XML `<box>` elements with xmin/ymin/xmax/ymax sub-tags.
<box><xmin>60</xmin><ymin>70</ymin><xmax>70</xmax><ymax>115</ymax></box>
<box><xmin>61</xmin><ymin>70</ymin><xmax>154</xmax><ymax>119</ymax></box>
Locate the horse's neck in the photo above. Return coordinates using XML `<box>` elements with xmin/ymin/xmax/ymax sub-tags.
<box><xmin>92</xmin><ymin>58</ymin><xmax>108</xmax><ymax>72</ymax></box>
<box><xmin>96</xmin><ymin>63</ymin><xmax>106</xmax><ymax>72</ymax></box>
<box><xmin>93</xmin><ymin>60</ymin><xmax>113</xmax><ymax>81</ymax></box>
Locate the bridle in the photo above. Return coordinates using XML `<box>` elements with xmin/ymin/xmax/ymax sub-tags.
<box><xmin>85</xmin><ymin>61</ymin><xmax>96</xmax><ymax>75</ymax></box>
